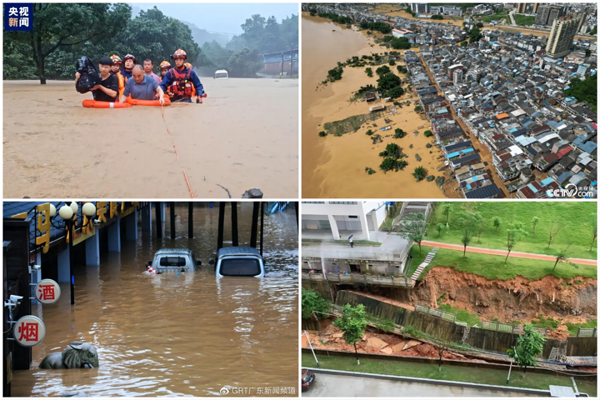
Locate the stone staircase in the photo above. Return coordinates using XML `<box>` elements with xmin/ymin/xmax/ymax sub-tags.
<box><xmin>410</xmin><ymin>247</ymin><xmax>439</xmax><ymax>281</ymax></box>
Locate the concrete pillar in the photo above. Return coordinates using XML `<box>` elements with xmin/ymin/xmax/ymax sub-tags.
<box><xmin>328</xmin><ymin>214</ymin><xmax>340</xmax><ymax>240</ymax></box>
<box><xmin>141</xmin><ymin>204</ymin><xmax>152</xmax><ymax>232</ymax></box>
<box><xmin>57</xmin><ymin>247</ymin><xmax>70</xmax><ymax>283</ymax></box>
<box><xmin>85</xmin><ymin>231</ymin><xmax>100</xmax><ymax>266</ymax></box>
<box><xmin>359</xmin><ymin>212</ymin><xmax>370</xmax><ymax>240</ymax></box>
<box><xmin>31</xmin><ymin>252</ymin><xmax>42</xmax><ymax>305</ymax></box>
<box><xmin>125</xmin><ymin>209</ymin><xmax>138</xmax><ymax>241</ymax></box>
<box><xmin>161</xmin><ymin>203</ymin><xmax>166</xmax><ymax>222</ymax></box>
<box><xmin>108</xmin><ymin>215</ymin><xmax>121</xmax><ymax>252</ymax></box>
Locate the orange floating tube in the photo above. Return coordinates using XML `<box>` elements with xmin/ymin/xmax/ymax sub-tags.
<box><xmin>125</xmin><ymin>96</ymin><xmax>171</xmax><ymax>106</ymax></box>
<box><xmin>82</xmin><ymin>100</ymin><xmax>132</xmax><ymax>109</ymax></box>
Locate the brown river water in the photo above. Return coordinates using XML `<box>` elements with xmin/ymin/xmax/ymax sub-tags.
<box><xmin>12</xmin><ymin>203</ymin><xmax>298</xmax><ymax>396</ymax></box>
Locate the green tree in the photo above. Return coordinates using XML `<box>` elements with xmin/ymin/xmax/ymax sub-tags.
<box><xmin>387</xmin><ymin>86</ymin><xmax>404</xmax><ymax>99</ymax></box>
<box><xmin>414</xmin><ymin>105</ymin><xmax>423</xmax><ymax>112</ymax></box>
<box><xmin>507</xmin><ymin>324</ymin><xmax>545</xmax><ymax>374</ymax></box>
<box><xmin>506</xmin><ymin>222</ymin><xmax>527</xmax><ymax>262</ymax></box>
<box><xmin>301</xmin><ymin>289</ymin><xmax>330</xmax><ymax>320</ymax></box>
<box><xmin>564</xmin><ymin>73</ymin><xmax>597</xmax><ymax>110</ymax></box>
<box><xmin>394</xmin><ymin>128</ymin><xmax>406</xmax><ymax>139</ymax></box>
<box><xmin>472</xmin><ymin>212</ymin><xmax>485</xmax><ymax>243</ymax></box>
<box><xmin>399</xmin><ymin>212</ymin><xmax>427</xmax><ymax>255</ymax></box>
<box><xmin>375</xmin><ymin>65</ymin><xmax>391</xmax><ymax>76</ymax></box>
<box><xmin>365</xmin><ymin>67</ymin><xmax>373</xmax><ymax>77</ymax></box>
<box><xmin>423</xmin><ymin>130</ymin><xmax>433</xmax><ymax>137</ymax></box>
<box><xmin>4</xmin><ymin>3</ymin><xmax>131</xmax><ymax>84</ymax></box>
<box><xmin>412</xmin><ymin>166</ymin><xmax>428</xmax><ymax>182</ymax></box>
<box><xmin>431</xmin><ymin>14</ymin><xmax>443</xmax><ymax>20</ymax></box>
<box><xmin>382</xmin><ymin>218</ymin><xmax>394</xmax><ymax>232</ymax></box>
<box><xmin>377</xmin><ymin>72</ymin><xmax>401</xmax><ymax>93</ymax></box>
<box><xmin>553</xmin><ymin>247</ymin><xmax>575</xmax><ymax>272</ymax></box>
<box><xmin>493</xmin><ymin>216</ymin><xmax>501</xmax><ymax>232</ymax></box>
<box><xmin>461</xmin><ymin>228</ymin><xmax>471</xmax><ymax>257</ymax></box>
<box><xmin>379</xmin><ymin>143</ymin><xmax>401</xmax><ymax>159</ymax></box>
<box><xmin>547</xmin><ymin>221</ymin><xmax>562</xmax><ymax>249</ymax></box>
<box><xmin>531</xmin><ymin>216</ymin><xmax>540</xmax><ymax>236</ymax></box>
<box><xmin>476</xmin><ymin>22</ymin><xmax>483</xmax><ymax>28</ymax></box>
<box><xmin>226</xmin><ymin>47</ymin><xmax>263</xmax><ymax>78</ymax></box>
<box><xmin>333</xmin><ymin>304</ymin><xmax>368</xmax><ymax>364</ymax></box>
<box><xmin>468</xmin><ymin>27</ymin><xmax>482</xmax><ymax>43</ymax></box>
<box><xmin>436</xmin><ymin>223</ymin><xmax>445</xmax><ymax>237</ymax></box>
<box><xmin>460</xmin><ymin>41</ymin><xmax>468</xmax><ymax>47</ymax></box>
<box><xmin>442</xmin><ymin>203</ymin><xmax>452</xmax><ymax>227</ymax></box>
<box><xmin>391</xmin><ymin>37</ymin><xmax>410</xmax><ymax>50</ymax></box>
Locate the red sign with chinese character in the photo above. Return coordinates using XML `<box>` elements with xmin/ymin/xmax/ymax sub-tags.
<box><xmin>13</xmin><ymin>316</ymin><xmax>45</xmax><ymax>347</ymax></box>
<box><xmin>35</xmin><ymin>279</ymin><xmax>61</xmax><ymax>304</ymax></box>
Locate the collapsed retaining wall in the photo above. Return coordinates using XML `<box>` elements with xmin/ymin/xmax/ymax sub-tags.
<box><xmin>334</xmin><ymin>290</ymin><xmax>597</xmax><ymax>357</ymax></box>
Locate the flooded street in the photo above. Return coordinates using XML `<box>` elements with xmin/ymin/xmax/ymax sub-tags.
<box><xmin>3</xmin><ymin>79</ymin><xmax>298</xmax><ymax>199</ymax></box>
<box><xmin>12</xmin><ymin>203</ymin><xmax>298</xmax><ymax>396</ymax></box>
<box><xmin>302</xmin><ymin>15</ymin><xmax>442</xmax><ymax>198</ymax></box>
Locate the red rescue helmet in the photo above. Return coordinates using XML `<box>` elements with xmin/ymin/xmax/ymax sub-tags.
<box><xmin>159</xmin><ymin>61</ymin><xmax>171</xmax><ymax>70</ymax></box>
<box><xmin>172</xmin><ymin>49</ymin><xmax>187</xmax><ymax>60</ymax></box>
<box><xmin>123</xmin><ymin>54</ymin><xmax>136</xmax><ymax>64</ymax></box>
<box><xmin>110</xmin><ymin>54</ymin><xmax>122</xmax><ymax>64</ymax></box>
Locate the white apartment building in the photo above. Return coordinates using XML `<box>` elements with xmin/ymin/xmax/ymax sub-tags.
<box><xmin>302</xmin><ymin>201</ymin><xmax>388</xmax><ymax>240</ymax></box>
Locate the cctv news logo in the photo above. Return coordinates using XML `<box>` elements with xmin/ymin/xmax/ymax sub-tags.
<box><xmin>220</xmin><ymin>387</ymin><xmax>253</xmax><ymax>395</ymax></box>
<box><xmin>546</xmin><ymin>183</ymin><xmax>596</xmax><ymax>198</ymax></box>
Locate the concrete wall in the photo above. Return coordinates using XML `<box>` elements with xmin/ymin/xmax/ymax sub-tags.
<box><xmin>567</xmin><ymin>336</ymin><xmax>597</xmax><ymax>357</ymax></box>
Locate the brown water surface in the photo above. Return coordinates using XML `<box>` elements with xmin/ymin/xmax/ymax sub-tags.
<box><xmin>12</xmin><ymin>203</ymin><xmax>298</xmax><ymax>396</ymax></box>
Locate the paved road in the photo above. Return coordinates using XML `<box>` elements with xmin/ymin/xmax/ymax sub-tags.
<box><xmin>421</xmin><ymin>240</ymin><xmax>596</xmax><ymax>265</ymax></box>
<box><xmin>303</xmin><ymin>373</ymin><xmax>545</xmax><ymax>397</ymax></box>
<box><xmin>509</xmin><ymin>11</ymin><xmax>517</xmax><ymax>26</ymax></box>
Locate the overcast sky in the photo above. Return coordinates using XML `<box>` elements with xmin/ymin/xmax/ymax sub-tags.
<box><xmin>133</xmin><ymin>3</ymin><xmax>299</xmax><ymax>35</ymax></box>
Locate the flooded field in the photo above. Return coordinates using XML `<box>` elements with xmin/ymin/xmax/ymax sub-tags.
<box><xmin>11</xmin><ymin>203</ymin><xmax>298</xmax><ymax>396</ymax></box>
<box><xmin>302</xmin><ymin>15</ymin><xmax>442</xmax><ymax>198</ymax></box>
<box><xmin>3</xmin><ymin>79</ymin><xmax>298</xmax><ymax>199</ymax></box>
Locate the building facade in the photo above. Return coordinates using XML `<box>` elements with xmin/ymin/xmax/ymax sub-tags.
<box><xmin>546</xmin><ymin>16</ymin><xmax>581</xmax><ymax>58</ymax></box>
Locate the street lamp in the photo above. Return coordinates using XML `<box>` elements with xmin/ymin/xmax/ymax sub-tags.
<box><xmin>56</xmin><ymin>202</ymin><xmax>96</xmax><ymax>305</ymax></box>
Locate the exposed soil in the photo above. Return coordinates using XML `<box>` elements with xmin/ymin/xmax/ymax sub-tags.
<box><xmin>414</xmin><ymin>267</ymin><xmax>597</xmax><ymax>339</ymax></box>
<box><xmin>305</xmin><ymin>322</ymin><xmax>487</xmax><ymax>362</ymax></box>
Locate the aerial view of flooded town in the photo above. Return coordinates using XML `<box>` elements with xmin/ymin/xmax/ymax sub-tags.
<box><xmin>302</xmin><ymin>3</ymin><xmax>597</xmax><ymax>199</ymax></box>
<box><xmin>4</xmin><ymin>201</ymin><xmax>298</xmax><ymax>396</ymax></box>
<box><xmin>301</xmin><ymin>201</ymin><xmax>597</xmax><ymax>397</ymax></box>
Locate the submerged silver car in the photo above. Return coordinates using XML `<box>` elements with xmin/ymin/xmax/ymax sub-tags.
<box><xmin>147</xmin><ymin>248</ymin><xmax>201</xmax><ymax>273</ymax></box>
<box><xmin>211</xmin><ymin>246</ymin><xmax>265</xmax><ymax>278</ymax></box>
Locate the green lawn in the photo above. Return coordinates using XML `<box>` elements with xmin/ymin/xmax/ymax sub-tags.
<box><xmin>302</xmin><ymin>353</ymin><xmax>597</xmax><ymax>395</ymax></box>
<box><xmin>565</xmin><ymin>319</ymin><xmax>597</xmax><ymax>336</ymax></box>
<box><xmin>514</xmin><ymin>14</ymin><xmax>536</xmax><ymax>26</ymax></box>
<box><xmin>479</xmin><ymin>13</ymin><xmax>510</xmax><ymax>23</ymax></box>
<box><xmin>408</xmin><ymin>245</ymin><xmax>597</xmax><ymax>281</ymax></box>
<box><xmin>437</xmin><ymin>302</ymin><xmax>481</xmax><ymax>327</ymax></box>
<box><xmin>427</xmin><ymin>202</ymin><xmax>597</xmax><ymax>259</ymax></box>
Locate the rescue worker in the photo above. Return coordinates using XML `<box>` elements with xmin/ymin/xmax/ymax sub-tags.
<box><xmin>160</xmin><ymin>49</ymin><xmax>205</xmax><ymax>103</ymax></box>
<box><xmin>121</xmin><ymin>54</ymin><xmax>136</xmax><ymax>80</ymax></box>
<box><xmin>159</xmin><ymin>61</ymin><xmax>171</xmax><ymax>80</ymax></box>
<box><xmin>184</xmin><ymin>62</ymin><xmax>196</xmax><ymax>97</ymax></box>
<box><xmin>110</xmin><ymin>54</ymin><xmax>126</xmax><ymax>98</ymax></box>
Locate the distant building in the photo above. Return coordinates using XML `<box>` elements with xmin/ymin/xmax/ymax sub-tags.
<box><xmin>547</xmin><ymin>7</ymin><xmax>566</xmax><ymax>27</ymax></box>
<box><xmin>535</xmin><ymin>5</ymin><xmax>563</xmax><ymax>26</ymax></box>
<box><xmin>411</xmin><ymin>3</ymin><xmax>430</xmax><ymax>14</ymax></box>
<box><xmin>453</xmin><ymin>69</ymin><xmax>463</xmax><ymax>85</ymax></box>
<box><xmin>517</xmin><ymin>3</ymin><xmax>527</xmax><ymax>14</ymax></box>
<box><xmin>546</xmin><ymin>16</ymin><xmax>582</xmax><ymax>58</ymax></box>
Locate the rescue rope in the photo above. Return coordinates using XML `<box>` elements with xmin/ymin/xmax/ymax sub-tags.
<box><xmin>160</xmin><ymin>105</ymin><xmax>195</xmax><ymax>198</ymax></box>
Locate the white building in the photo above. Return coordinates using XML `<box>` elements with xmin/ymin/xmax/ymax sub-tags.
<box><xmin>302</xmin><ymin>201</ymin><xmax>388</xmax><ymax>240</ymax></box>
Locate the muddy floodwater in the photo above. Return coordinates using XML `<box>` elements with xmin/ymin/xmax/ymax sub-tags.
<box><xmin>12</xmin><ymin>203</ymin><xmax>298</xmax><ymax>396</ymax></box>
<box><xmin>3</xmin><ymin>78</ymin><xmax>298</xmax><ymax>198</ymax></box>
<box><xmin>302</xmin><ymin>16</ymin><xmax>442</xmax><ymax>198</ymax></box>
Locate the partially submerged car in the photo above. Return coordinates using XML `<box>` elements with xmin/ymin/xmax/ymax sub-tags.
<box><xmin>147</xmin><ymin>248</ymin><xmax>201</xmax><ymax>273</ymax></box>
<box><xmin>214</xmin><ymin>69</ymin><xmax>229</xmax><ymax>79</ymax></box>
<box><xmin>301</xmin><ymin>369</ymin><xmax>315</xmax><ymax>392</ymax></box>
<box><xmin>210</xmin><ymin>246</ymin><xmax>265</xmax><ymax>278</ymax></box>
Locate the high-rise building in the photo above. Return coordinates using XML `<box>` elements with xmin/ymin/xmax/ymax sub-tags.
<box><xmin>454</xmin><ymin>69</ymin><xmax>464</xmax><ymax>85</ymax></box>
<box><xmin>517</xmin><ymin>3</ymin><xmax>527</xmax><ymax>14</ymax></box>
<box><xmin>532</xmin><ymin>3</ymin><xmax>539</xmax><ymax>13</ymax></box>
<box><xmin>547</xmin><ymin>7</ymin><xmax>566</xmax><ymax>27</ymax></box>
<box><xmin>411</xmin><ymin>3</ymin><xmax>430</xmax><ymax>14</ymax></box>
<box><xmin>535</xmin><ymin>5</ymin><xmax>563</xmax><ymax>26</ymax></box>
<box><xmin>546</xmin><ymin>16</ymin><xmax>582</xmax><ymax>58</ymax></box>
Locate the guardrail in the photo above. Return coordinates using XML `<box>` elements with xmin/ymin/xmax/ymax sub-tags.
<box><xmin>302</xmin><ymin>272</ymin><xmax>415</xmax><ymax>287</ymax></box>
<box><xmin>578</xmin><ymin>328</ymin><xmax>597</xmax><ymax>338</ymax></box>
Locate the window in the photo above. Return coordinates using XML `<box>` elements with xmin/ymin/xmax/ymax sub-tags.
<box><xmin>303</xmin><ymin>201</ymin><xmax>325</xmax><ymax>204</ymax></box>
<box><xmin>159</xmin><ymin>256</ymin><xmax>186</xmax><ymax>267</ymax></box>
<box><xmin>328</xmin><ymin>201</ymin><xmax>358</xmax><ymax>205</ymax></box>
<box><xmin>348</xmin><ymin>215</ymin><xmax>358</xmax><ymax>219</ymax></box>
<box><xmin>220</xmin><ymin>258</ymin><xmax>261</xmax><ymax>276</ymax></box>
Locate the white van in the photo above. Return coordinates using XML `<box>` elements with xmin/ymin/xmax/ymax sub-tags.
<box><xmin>214</xmin><ymin>69</ymin><xmax>229</xmax><ymax>79</ymax></box>
<box><xmin>211</xmin><ymin>246</ymin><xmax>265</xmax><ymax>278</ymax></box>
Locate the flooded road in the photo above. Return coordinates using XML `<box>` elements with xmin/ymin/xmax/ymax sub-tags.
<box><xmin>3</xmin><ymin>79</ymin><xmax>298</xmax><ymax>199</ymax></box>
<box><xmin>12</xmin><ymin>203</ymin><xmax>298</xmax><ymax>396</ymax></box>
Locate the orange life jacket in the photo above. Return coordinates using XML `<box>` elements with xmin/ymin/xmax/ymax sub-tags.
<box><xmin>168</xmin><ymin>67</ymin><xmax>194</xmax><ymax>99</ymax></box>
<box><xmin>116</xmin><ymin>72</ymin><xmax>125</xmax><ymax>98</ymax></box>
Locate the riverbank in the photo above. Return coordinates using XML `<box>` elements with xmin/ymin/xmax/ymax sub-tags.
<box><xmin>302</xmin><ymin>14</ymin><xmax>444</xmax><ymax>198</ymax></box>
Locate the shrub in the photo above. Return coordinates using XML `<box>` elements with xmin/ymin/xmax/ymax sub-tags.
<box><xmin>318</xmin><ymin>131</ymin><xmax>327</xmax><ymax>137</ymax></box>
<box><xmin>435</xmin><ymin>176</ymin><xmax>445</xmax><ymax>186</ymax></box>
<box><xmin>426</xmin><ymin>175</ymin><xmax>435</xmax><ymax>182</ymax></box>
<box><xmin>365</xmin><ymin>167</ymin><xmax>376</xmax><ymax>175</ymax></box>
<box><xmin>366</xmin><ymin>129</ymin><xmax>373</xmax><ymax>136</ymax></box>
<box><xmin>389</xmin><ymin>60</ymin><xmax>396</xmax><ymax>66</ymax></box>
<box><xmin>365</xmin><ymin>67</ymin><xmax>373</xmax><ymax>77</ymax></box>
<box><xmin>424</xmin><ymin>130</ymin><xmax>433</xmax><ymax>137</ymax></box>
<box><xmin>414</xmin><ymin>106</ymin><xmax>423</xmax><ymax>112</ymax></box>
<box><xmin>415</xmin><ymin>154</ymin><xmax>422</xmax><ymax>162</ymax></box>
<box><xmin>426</xmin><ymin>143</ymin><xmax>432</xmax><ymax>148</ymax></box>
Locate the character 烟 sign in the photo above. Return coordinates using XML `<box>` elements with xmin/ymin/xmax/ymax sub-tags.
<box><xmin>35</xmin><ymin>279</ymin><xmax>61</xmax><ymax>304</ymax></box>
<box><xmin>13</xmin><ymin>315</ymin><xmax>45</xmax><ymax>347</ymax></box>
